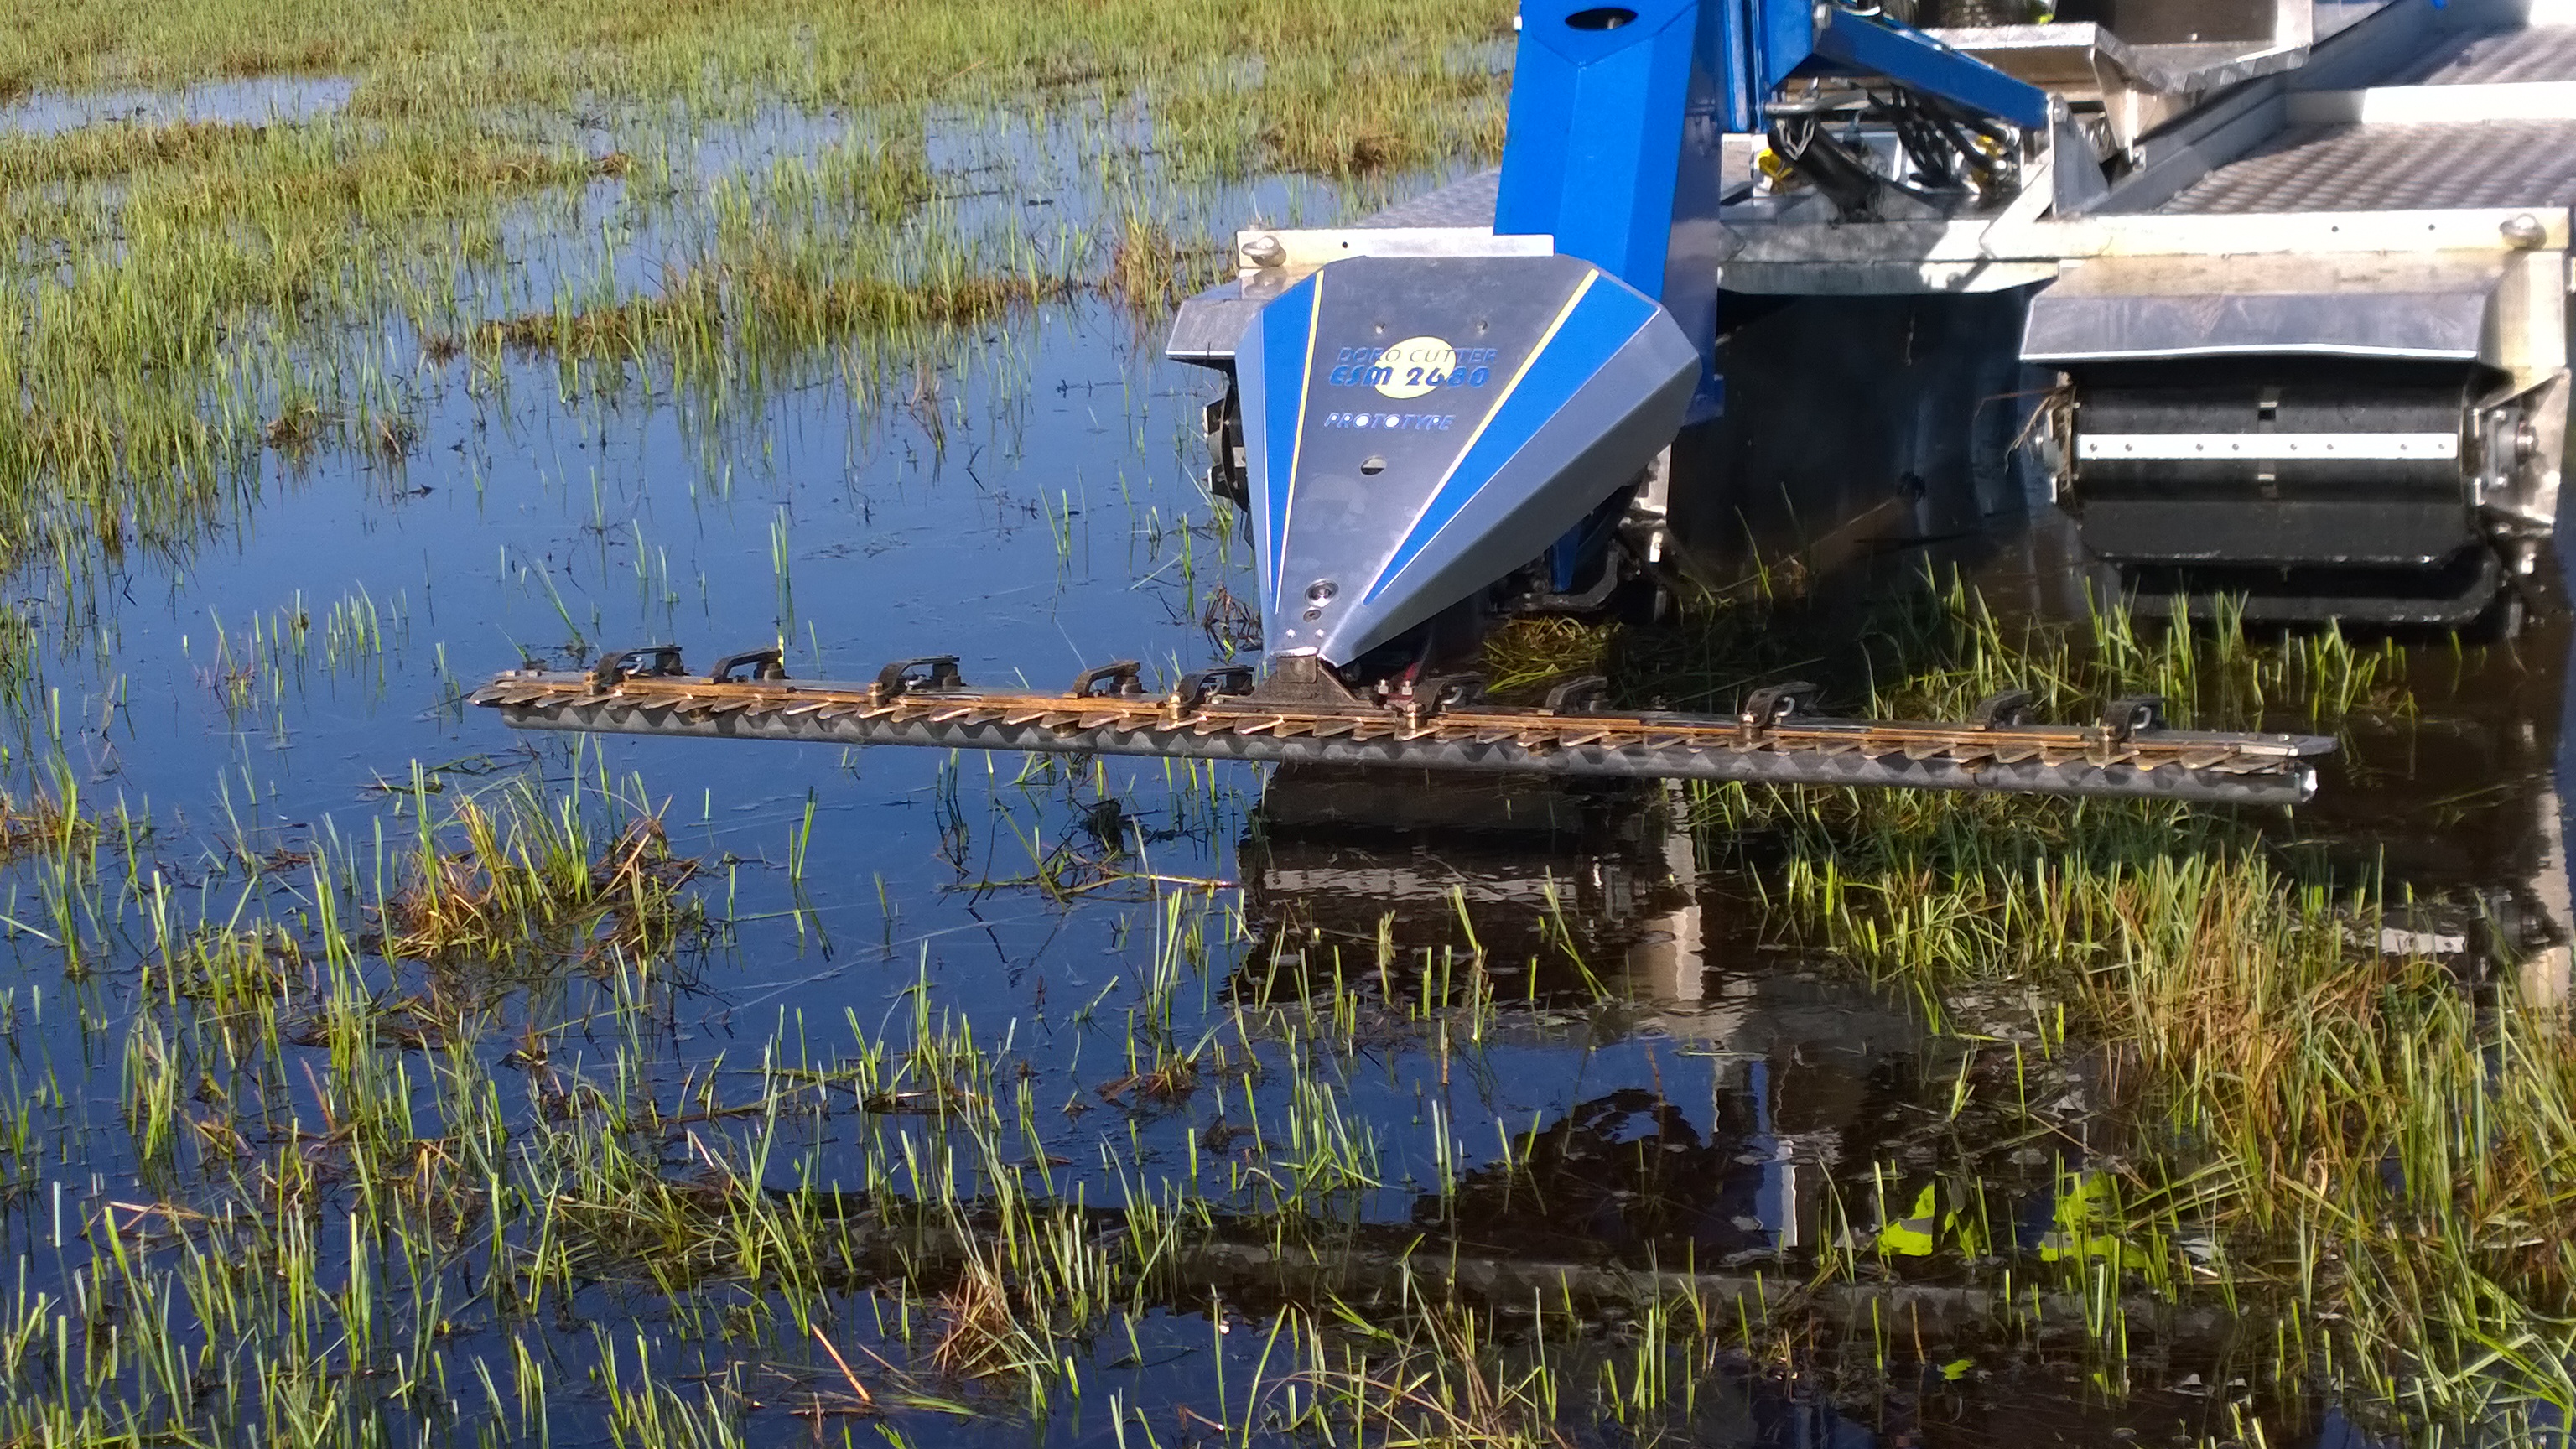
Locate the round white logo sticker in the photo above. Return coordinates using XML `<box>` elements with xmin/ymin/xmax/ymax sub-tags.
<box><xmin>1374</xmin><ymin>336</ymin><xmax>1458</xmax><ymax>400</ymax></box>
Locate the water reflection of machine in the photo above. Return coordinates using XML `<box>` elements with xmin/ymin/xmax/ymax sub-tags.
<box><xmin>2207</xmin><ymin>584</ymin><xmax>2576</xmax><ymax>1005</ymax></box>
<box><xmin>1238</xmin><ymin>766</ymin><xmax>1704</xmax><ymax>1000</ymax></box>
<box><xmin>1237</xmin><ymin>765</ymin><xmax>2067</xmax><ymax>1262</ymax></box>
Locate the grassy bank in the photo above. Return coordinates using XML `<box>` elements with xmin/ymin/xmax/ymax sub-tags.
<box><xmin>6</xmin><ymin>0</ymin><xmax>1513</xmax><ymax>180</ymax></box>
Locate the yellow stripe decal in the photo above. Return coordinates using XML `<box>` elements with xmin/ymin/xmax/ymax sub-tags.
<box><xmin>1273</xmin><ymin>272</ymin><xmax>1325</xmax><ymax>607</ymax></box>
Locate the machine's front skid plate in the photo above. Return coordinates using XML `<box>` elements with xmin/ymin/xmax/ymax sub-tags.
<box><xmin>471</xmin><ymin>657</ymin><xmax>2333</xmax><ymax>805</ymax></box>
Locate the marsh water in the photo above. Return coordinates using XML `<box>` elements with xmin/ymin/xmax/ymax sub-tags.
<box><xmin>3</xmin><ymin>88</ymin><xmax>2573</xmax><ymax>1449</ymax></box>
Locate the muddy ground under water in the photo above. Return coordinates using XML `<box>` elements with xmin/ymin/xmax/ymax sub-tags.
<box><xmin>1</xmin><ymin>65</ymin><xmax>2573</xmax><ymax>1449</ymax></box>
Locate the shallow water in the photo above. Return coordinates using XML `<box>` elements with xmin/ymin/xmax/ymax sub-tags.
<box><xmin>0</xmin><ymin>91</ymin><xmax>2569</xmax><ymax>1449</ymax></box>
<box><xmin>0</xmin><ymin>75</ymin><xmax>356</xmax><ymax>136</ymax></box>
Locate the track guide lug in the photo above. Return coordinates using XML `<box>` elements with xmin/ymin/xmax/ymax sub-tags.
<box><xmin>1543</xmin><ymin>676</ymin><xmax>1611</xmax><ymax>714</ymax></box>
<box><xmin>1739</xmin><ymin>682</ymin><xmax>1823</xmax><ymax>740</ymax></box>
<box><xmin>2100</xmin><ymin>694</ymin><xmax>2168</xmax><ymax>741</ymax></box>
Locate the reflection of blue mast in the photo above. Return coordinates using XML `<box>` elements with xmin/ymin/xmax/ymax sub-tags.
<box><xmin>1748</xmin><ymin>1056</ymin><xmax>1799</xmax><ymax>1252</ymax></box>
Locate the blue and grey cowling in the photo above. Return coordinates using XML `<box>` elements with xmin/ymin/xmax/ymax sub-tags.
<box><xmin>1234</xmin><ymin>253</ymin><xmax>1698</xmax><ymax>667</ymax></box>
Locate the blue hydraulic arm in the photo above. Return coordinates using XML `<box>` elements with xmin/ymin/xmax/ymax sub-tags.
<box><xmin>1497</xmin><ymin>0</ymin><xmax>2053</xmax><ymax>304</ymax></box>
<box><xmin>1495</xmin><ymin>0</ymin><xmax>2049</xmax><ymax>589</ymax></box>
<box><xmin>1801</xmin><ymin>10</ymin><xmax>2052</xmax><ymax>129</ymax></box>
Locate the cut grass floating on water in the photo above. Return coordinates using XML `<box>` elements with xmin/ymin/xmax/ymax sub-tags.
<box><xmin>0</xmin><ymin>782</ymin><xmax>119</xmax><ymax>867</ymax></box>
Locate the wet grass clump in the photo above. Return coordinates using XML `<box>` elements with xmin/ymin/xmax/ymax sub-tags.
<box><xmin>0</xmin><ymin>784</ymin><xmax>115</xmax><ymax>865</ymax></box>
<box><xmin>1744</xmin><ymin>788</ymin><xmax>2576</xmax><ymax>1435</ymax></box>
<box><xmin>0</xmin><ymin>112</ymin><xmax>631</xmax><ymax>583</ymax></box>
<box><xmin>465</xmin><ymin>253</ymin><xmax>1068</xmax><ymax>365</ymax></box>
<box><xmin>1102</xmin><ymin>214</ymin><xmax>1232</xmax><ymax>313</ymax></box>
<box><xmin>379</xmin><ymin>781</ymin><xmax>701</xmax><ymax>965</ymax></box>
<box><xmin>0</xmin><ymin>117</ymin><xmax>266</xmax><ymax>186</ymax></box>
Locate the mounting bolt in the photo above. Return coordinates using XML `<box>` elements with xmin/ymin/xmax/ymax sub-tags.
<box><xmin>2501</xmin><ymin>213</ymin><xmax>2547</xmax><ymax>249</ymax></box>
<box><xmin>1305</xmin><ymin>579</ymin><xmax>1338</xmax><ymax>605</ymax></box>
<box><xmin>1240</xmin><ymin>233</ymin><xmax>1286</xmax><ymax>268</ymax></box>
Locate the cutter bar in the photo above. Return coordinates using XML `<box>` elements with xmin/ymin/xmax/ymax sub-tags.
<box><xmin>471</xmin><ymin>664</ymin><xmax>2333</xmax><ymax>806</ymax></box>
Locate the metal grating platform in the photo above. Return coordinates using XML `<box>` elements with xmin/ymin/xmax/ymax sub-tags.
<box><xmin>1355</xmin><ymin>169</ymin><xmax>1501</xmax><ymax>229</ymax></box>
<box><xmin>2158</xmin><ymin>117</ymin><xmax>2576</xmax><ymax>212</ymax></box>
<box><xmin>1355</xmin><ymin>138</ymin><xmax>1757</xmax><ymax>231</ymax></box>
<box><xmin>2381</xmin><ymin>23</ymin><xmax>2576</xmax><ymax>84</ymax></box>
